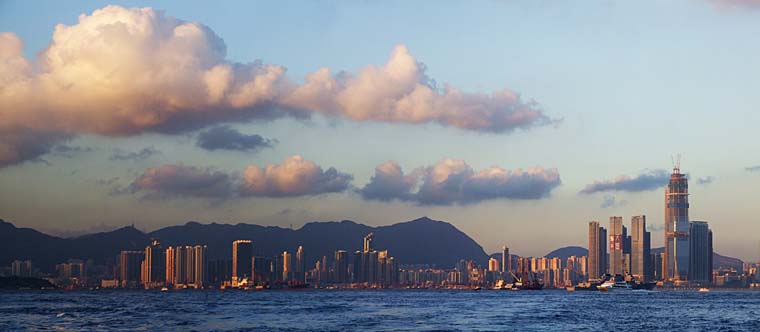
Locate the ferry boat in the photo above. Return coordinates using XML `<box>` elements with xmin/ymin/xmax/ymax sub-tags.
<box><xmin>698</xmin><ymin>288</ymin><xmax>710</xmax><ymax>293</ymax></box>
<box><xmin>597</xmin><ymin>279</ymin><xmax>633</xmax><ymax>291</ymax></box>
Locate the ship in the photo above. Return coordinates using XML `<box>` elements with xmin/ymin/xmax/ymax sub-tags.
<box><xmin>507</xmin><ymin>272</ymin><xmax>543</xmax><ymax>290</ymax></box>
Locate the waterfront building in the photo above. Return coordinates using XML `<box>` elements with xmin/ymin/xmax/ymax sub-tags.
<box><xmin>588</xmin><ymin>221</ymin><xmax>607</xmax><ymax>280</ymax></box>
<box><xmin>56</xmin><ymin>259</ymin><xmax>85</xmax><ymax>279</ymax></box>
<box><xmin>488</xmin><ymin>257</ymin><xmax>499</xmax><ymax>272</ymax></box>
<box><xmin>665</xmin><ymin>165</ymin><xmax>690</xmax><ymax>281</ymax></box>
<box><xmin>609</xmin><ymin>216</ymin><xmax>624</xmax><ymax>276</ymax></box>
<box><xmin>295</xmin><ymin>246</ymin><xmax>306</xmax><ymax>282</ymax></box>
<box><xmin>252</xmin><ymin>256</ymin><xmax>273</xmax><ymax>285</ymax></box>
<box><xmin>119</xmin><ymin>251</ymin><xmax>144</xmax><ymax>287</ymax></box>
<box><xmin>334</xmin><ymin>250</ymin><xmax>348</xmax><ymax>284</ymax></box>
<box><xmin>11</xmin><ymin>260</ymin><xmax>32</xmax><ymax>277</ymax></box>
<box><xmin>192</xmin><ymin>245</ymin><xmax>207</xmax><ymax>288</ymax></box>
<box><xmin>631</xmin><ymin>215</ymin><xmax>652</xmax><ymax>281</ymax></box>
<box><xmin>165</xmin><ymin>246</ymin><xmax>175</xmax><ymax>286</ymax></box>
<box><xmin>282</xmin><ymin>251</ymin><xmax>292</xmax><ymax>281</ymax></box>
<box><xmin>232</xmin><ymin>240</ymin><xmax>252</xmax><ymax>287</ymax></box>
<box><xmin>689</xmin><ymin>221</ymin><xmax>713</xmax><ymax>285</ymax></box>
<box><xmin>502</xmin><ymin>246</ymin><xmax>511</xmax><ymax>274</ymax></box>
<box><xmin>143</xmin><ymin>239</ymin><xmax>165</xmax><ymax>286</ymax></box>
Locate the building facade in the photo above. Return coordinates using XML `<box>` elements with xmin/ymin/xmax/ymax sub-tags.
<box><xmin>588</xmin><ymin>221</ymin><xmax>607</xmax><ymax>280</ymax></box>
<box><xmin>665</xmin><ymin>166</ymin><xmax>690</xmax><ymax>281</ymax></box>
<box><xmin>689</xmin><ymin>221</ymin><xmax>713</xmax><ymax>285</ymax></box>
<box><xmin>609</xmin><ymin>217</ymin><xmax>624</xmax><ymax>276</ymax></box>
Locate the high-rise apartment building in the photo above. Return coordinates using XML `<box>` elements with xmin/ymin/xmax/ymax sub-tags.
<box><xmin>609</xmin><ymin>216</ymin><xmax>624</xmax><ymax>276</ymax></box>
<box><xmin>665</xmin><ymin>165</ymin><xmax>690</xmax><ymax>281</ymax></box>
<box><xmin>143</xmin><ymin>239</ymin><xmax>165</xmax><ymax>285</ymax></box>
<box><xmin>295</xmin><ymin>246</ymin><xmax>305</xmax><ymax>282</ymax></box>
<box><xmin>502</xmin><ymin>246</ymin><xmax>511</xmax><ymax>274</ymax></box>
<box><xmin>588</xmin><ymin>221</ymin><xmax>607</xmax><ymax>280</ymax></box>
<box><xmin>232</xmin><ymin>240</ymin><xmax>252</xmax><ymax>286</ymax></box>
<box><xmin>488</xmin><ymin>257</ymin><xmax>499</xmax><ymax>272</ymax></box>
<box><xmin>11</xmin><ymin>260</ymin><xmax>33</xmax><ymax>277</ymax></box>
<box><xmin>165</xmin><ymin>246</ymin><xmax>175</xmax><ymax>286</ymax></box>
<box><xmin>120</xmin><ymin>251</ymin><xmax>144</xmax><ymax>287</ymax></box>
<box><xmin>334</xmin><ymin>250</ymin><xmax>348</xmax><ymax>284</ymax></box>
<box><xmin>192</xmin><ymin>245</ymin><xmax>208</xmax><ymax>288</ymax></box>
<box><xmin>282</xmin><ymin>251</ymin><xmax>292</xmax><ymax>281</ymax></box>
<box><xmin>689</xmin><ymin>221</ymin><xmax>713</xmax><ymax>284</ymax></box>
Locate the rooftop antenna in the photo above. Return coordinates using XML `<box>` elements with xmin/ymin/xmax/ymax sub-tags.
<box><xmin>671</xmin><ymin>154</ymin><xmax>681</xmax><ymax>174</ymax></box>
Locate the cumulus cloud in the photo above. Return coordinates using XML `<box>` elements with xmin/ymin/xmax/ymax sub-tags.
<box><xmin>696</xmin><ymin>176</ymin><xmax>715</xmax><ymax>185</ymax></box>
<box><xmin>746</xmin><ymin>165</ymin><xmax>760</xmax><ymax>172</ymax></box>
<box><xmin>359</xmin><ymin>159</ymin><xmax>561</xmax><ymax>205</ymax></box>
<box><xmin>579</xmin><ymin>169</ymin><xmax>670</xmax><ymax>194</ymax></box>
<box><xmin>196</xmin><ymin>125</ymin><xmax>275</xmax><ymax>152</ymax></box>
<box><xmin>0</xmin><ymin>5</ymin><xmax>552</xmax><ymax>167</ymax></box>
<box><xmin>127</xmin><ymin>155</ymin><xmax>352</xmax><ymax>199</ymax></box>
<box><xmin>358</xmin><ymin>161</ymin><xmax>419</xmax><ymax>201</ymax></box>
<box><xmin>282</xmin><ymin>45</ymin><xmax>551</xmax><ymax>133</ymax></box>
<box><xmin>240</xmin><ymin>155</ymin><xmax>352</xmax><ymax>197</ymax></box>
<box><xmin>110</xmin><ymin>146</ymin><xmax>161</xmax><ymax>161</ymax></box>
<box><xmin>129</xmin><ymin>164</ymin><xmax>235</xmax><ymax>198</ymax></box>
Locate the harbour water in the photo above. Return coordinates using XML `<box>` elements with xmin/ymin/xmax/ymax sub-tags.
<box><xmin>2</xmin><ymin>289</ymin><xmax>760</xmax><ymax>331</ymax></box>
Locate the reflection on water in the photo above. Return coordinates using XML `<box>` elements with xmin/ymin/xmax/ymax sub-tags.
<box><xmin>2</xmin><ymin>290</ymin><xmax>760</xmax><ymax>331</ymax></box>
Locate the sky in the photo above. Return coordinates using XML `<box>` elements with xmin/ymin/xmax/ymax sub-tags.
<box><xmin>1</xmin><ymin>0</ymin><xmax>759</xmax><ymax>261</ymax></box>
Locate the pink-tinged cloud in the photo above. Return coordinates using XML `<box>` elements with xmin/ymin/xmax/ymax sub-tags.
<box><xmin>0</xmin><ymin>5</ymin><xmax>553</xmax><ymax>167</ymax></box>
<box><xmin>359</xmin><ymin>159</ymin><xmax>561</xmax><ymax>205</ymax></box>
<box><xmin>282</xmin><ymin>45</ymin><xmax>551</xmax><ymax>132</ymax></box>
<box><xmin>127</xmin><ymin>156</ymin><xmax>352</xmax><ymax>198</ymax></box>
<box><xmin>240</xmin><ymin>155</ymin><xmax>352</xmax><ymax>197</ymax></box>
<box><xmin>709</xmin><ymin>0</ymin><xmax>760</xmax><ymax>8</ymax></box>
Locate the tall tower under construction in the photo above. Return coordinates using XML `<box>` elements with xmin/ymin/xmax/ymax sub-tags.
<box><xmin>664</xmin><ymin>162</ymin><xmax>689</xmax><ymax>281</ymax></box>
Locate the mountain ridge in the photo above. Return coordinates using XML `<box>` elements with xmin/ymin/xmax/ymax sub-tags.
<box><xmin>0</xmin><ymin>217</ymin><xmax>489</xmax><ymax>271</ymax></box>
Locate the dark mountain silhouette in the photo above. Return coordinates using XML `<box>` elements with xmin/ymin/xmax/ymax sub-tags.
<box><xmin>0</xmin><ymin>217</ymin><xmax>488</xmax><ymax>272</ymax></box>
<box><xmin>545</xmin><ymin>246</ymin><xmax>588</xmax><ymax>260</ymax></box>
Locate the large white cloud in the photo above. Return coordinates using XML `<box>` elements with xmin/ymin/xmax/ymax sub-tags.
<box><xmin>359</xmin><ymin>159</ymin><xmax>561</xmax><ymax>205</ymax></box>
<box><xmin>0</xmin><ymin>5</ymin><xmax>553</xmax><ymax>167</ymax></box>
<box><xmin>240</xmin><ymin>155</ymin><xmax>352</xmax><ymax>197</ymax></box>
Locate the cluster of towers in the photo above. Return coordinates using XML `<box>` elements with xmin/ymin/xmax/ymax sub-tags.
<box><xmin>587</xmin><ymin>164</ymin><xmax>713</xmax><ymax>285</ymax></box>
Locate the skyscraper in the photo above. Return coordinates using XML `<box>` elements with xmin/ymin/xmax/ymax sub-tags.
<box><xmin>232</xmin><ymin>240</ymin><xmax>252</xmax><ymax>286</ymax></box>
<box><xmin>143</xmin><ymin>239</ymin><xmax>165</xmax><ymax>285</ymax></box>
<box><xmin>501</xmin><ymin>246</ymin><xmax>511</xmax><ymax>274</ymax></box>
<box><xmin>588</xmin><ymin>221</ymin><xmax>607</xmax><ymax>280</ymax></box>
<box><xmin>282</xmin><ymin>251</ymin><xmax>292</xmax><ymax>281</ymax></box>
<box><xmin>295</xmin><ymin>246</ymin><xmax>305</xmax><ymax>282</ymax></box>
<box><xmin>192</xmin><ymin>245</ymin><xmax>207</xmax><ymax>288</ymax></box>
<box><xmin>609</xmin><ymin>216</ymin><xmax>624</xmax><ymax>276</ymax></box>
<box><xmin>119</xmin><ymin>250</ymin><xmax>144</xmax><ymax>287</ymax></box>
<box><xmin>665</xmin><ymin>164</ymin><xmax>690</xmax><ymax>281</ymax></box>
<box><xmin>363</xmin><ymin>233</ymin><xmax>374</xmax><ymax>252</ymax></box>
<box><xmin>165</xmin><ymin>246</ymin><xmax>175</xmax><ymax>286</ymax></box>
<box><xmin>488</xmin><ymin>257</ymin><xmax>499</xmax><ymax>272</ymax></box>
<box><xmin>689</xmin><ymin>221</ymin><xmax>713</xmax><ymax>285</ymax></box>
<box><xmin>631</xmin><ymin>215</ymin><xmax>651</xmax><ymax>281</ymax></box>
<box><xmin>334</xmin><ymin>250</ymin><xmax>348</xmax><ymax>284</ymax></box>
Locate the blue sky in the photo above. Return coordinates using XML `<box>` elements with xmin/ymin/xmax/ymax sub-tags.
<box><xmin>1</xmin><ymin>0</ymin><xmax>759</xmax><ymax>260</ymax></box>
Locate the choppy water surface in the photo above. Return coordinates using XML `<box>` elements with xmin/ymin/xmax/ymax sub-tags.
<box><xmin>2</xmin><ymin>289</ymin><xmax>760</xmax><ymax>331</ymax></box>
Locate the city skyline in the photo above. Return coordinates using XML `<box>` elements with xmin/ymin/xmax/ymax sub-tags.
<box><xmin>2</xmin><ymin>1</ymin><xmax>760</xmax><ymax>262</ymax></box>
